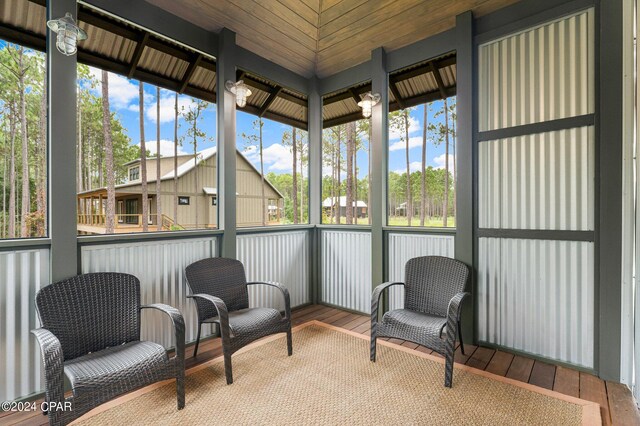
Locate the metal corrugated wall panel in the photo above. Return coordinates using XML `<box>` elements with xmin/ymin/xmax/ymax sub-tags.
<box><xmin>237</xmin><ymin>231</ymin><xmax>310</xmax><ymax>311</ymax></box>
<box><xmin>479</xmin><ymin>126</ymin><xmax>595</xmax><ymax>230</ymax></box>
<box><xmin>320</xmin><ymin>230</ymin><xmax>372</xmax><ymax>313</ymax></box>
<box><xmin>387</xmin><ymin>233</ymin><xmax>455</xmax><ymax>310</ymax></box>
<box><xmin>0</xmin><ymin>249</ymin><xmax>49</xmax><ymax>402</ymax></box>
<box><xmin>478</xmin><ymin>9</ymin><xmax>594</xmax><ymax>131</ymax></box>
<box><xmin>477</xmin><ymin>238</ymin><xmax>594</xmax><ymax>368</ymax></box>
<box><xmin>81</xmin><ymin>237</ymin><xmax>217</xmax><ymax>349</ymax></box>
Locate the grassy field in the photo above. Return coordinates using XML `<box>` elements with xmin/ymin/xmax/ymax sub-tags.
<box><xmin>322</xmin><ymin>216</ymin><xmax>456</xmax><ymax>228</ymax></box>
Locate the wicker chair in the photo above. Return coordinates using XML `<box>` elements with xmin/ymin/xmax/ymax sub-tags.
<box><xmin>32</xmin><ymin>273</ymin><xmax>185</xmax><ymax>426</ymax></box>
<box><xmin>185</xmin><ymin>257</ymin><xmax>292</xmax><ymax>385</ymax></box>
<box><xmin>370</xmin><ymin>256</ymin><xmax>470</xmax><ymax>387</ymax></box>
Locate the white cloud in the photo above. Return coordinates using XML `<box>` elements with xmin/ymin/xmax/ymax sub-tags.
<box><xmin>389</xmin><ymin>136</ymin><xmax>426</xmax><ymax>152</ymax></box>
<box><xmin>392</xmin><ymin>161</ymin><xmax>423</xmax><ymax>175</ymax></box>
<box><xmin>146</xmin><ymin>93</ymin><xmax>199</xmax><ymax>124</ymax></box>
<box><xmin>243</xmin><ymin>143</ymin><xmax>294</xmax><ymax>172</ymax></box>
<box><xmin>433</xmin><ymin>153</ymin><xmax>456</xmax><ymax>171</ymax></box>
<box><xmin>389</xmin><ymin>115</ymin><xmax>421</xmax><ymax>140</ymax></box>
<box><xmin>88</xmin><ymin>67</ymin><xmax>141</xmax><ymax>110</ymax></box>
<box><xmin>134</xmin><ymin>139</ymin><xmax>188</xmax><ymax>157</ymax></box>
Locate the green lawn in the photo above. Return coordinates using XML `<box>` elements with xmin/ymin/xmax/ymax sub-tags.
<box><xmin>322</xmin><ymin>216</ymin><xmax>455</xmax><ymax>228</ymax></box>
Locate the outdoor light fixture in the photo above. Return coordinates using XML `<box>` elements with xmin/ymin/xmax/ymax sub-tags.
<box><xmin>225</xmin><ymin>80</ymin><xmax>252</xmax><ymax>108</ymax></box>
<box><xmin>46</xmin><ymin>12</ymin><xmax>87</xmax><ymax>56</ymax></box>
<box><xmin>357</xmin><ymin>92</ymin><xmax>381</xmax><ymax>118</ymax></box>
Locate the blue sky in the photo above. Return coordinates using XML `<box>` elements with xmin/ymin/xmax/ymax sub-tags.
<box><xmin>89</xmin><ymin>68</ymin><xmax>454</xmax><ymax>179</ymax></box>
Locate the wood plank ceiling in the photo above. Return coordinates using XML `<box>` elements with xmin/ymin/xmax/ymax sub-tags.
<box><xmin>145</xmin><ymin>0</ymin><xmax>520</xmax><ymax>78</ymax></box>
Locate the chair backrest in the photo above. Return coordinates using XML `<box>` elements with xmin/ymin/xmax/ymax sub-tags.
<box><xmin>185</xmin><ymin>258</ymin><xmax>249</xmax><ymax>320</ymax></box>
<box><xmin>403</xmin><ymin>256</ymin><xmax>469</xmax><ymax>317</ymax></box>
<box><xmin>35</xmin><ymin>273</ymin><xmax>141</xmax><ymax>361</ymax></box>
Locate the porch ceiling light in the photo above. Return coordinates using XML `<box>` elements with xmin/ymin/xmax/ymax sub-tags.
<box><xmin>47</xmin><ymin>12</ymin><xmax>87</xmax><ymax>56</ymax></box>
<box><xmin>357</xmin><ymin>92</ymin><xmax>381</xmax><ymax>118</ymax></box>
<box><xmin>225</xmin><ymin>80</ymin><xmax>252</xmax><ymax>108</ymax></box>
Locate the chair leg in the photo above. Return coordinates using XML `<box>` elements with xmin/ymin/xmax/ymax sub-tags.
<box><xmin>286</xmin><ymin>326</ymin><xmax>293</xmax><ymax>356</ymax></box>
<box><xmin>457</xmin><ymin>320</ymin><xmax>465</xmax><ymax>355</ymax></box>
<box><xmin>193</xmin><ymin>322</ymin><xmax>202</xmax><ymax>358</ymax></box>
<box><xmin>370</xmin><ymin>330</ymin><xmax>377</xmax><ymax>362</ymax></box>
<box><xmin>223</xmin><ymin>350</ymin><xmax>233</xmax><ymax>385</ymax></box>
<box><xmin>176</xmin><ymin>368</ymin><xmax>185</xmax><ymax>409</ymax></box>
<box><xmin>444</xmin><ymin>351</ymin><xmax>454</xmax><ymax>388</ymax></box>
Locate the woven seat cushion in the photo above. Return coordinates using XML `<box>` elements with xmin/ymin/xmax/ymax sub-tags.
<box><xmin>382</xmin><ymin>309</ymin><xmax>447</xmax><ymax>336</ymax></box>
<box><xmin>64</xmin><ymin>341</ymin><xmax>169</xmax><ymax>395</ymax></box>
<box><xmin>206</xmin><ymin>307</ymin><xmax>283</xmax><ymax>338</ymax></box>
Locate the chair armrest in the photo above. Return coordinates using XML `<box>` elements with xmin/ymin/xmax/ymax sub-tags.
<box><xmin>247</xmin><ymin>281</ymin><xmax>291</xmax><ymax>320</ymax></box>
<box><xmin>187</xmin><ymin>294</ymin><xmax>230</xmax><ymax>340</ymax></box>
<box><xmin>446</xmin><ymin>292</ymin><xmax>470</xmax><ymax>324</ymax></box>
<box><xmin>141</xmin><ymin>304</ymin><xmax>185</xmax><ymax>365</ymax></box>
<box><xmin>371</xmin><ymin>282</ymin><xmax>404</xmax><ymax>325</ymax></box>
<box><xmin>31</xmin><ymin>328</ymin><xmax>65</xmax><ymax>406</ymax></box>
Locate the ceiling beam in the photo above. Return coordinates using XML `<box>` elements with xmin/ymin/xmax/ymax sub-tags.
<box><xmin>348</xmin><ymin>88</ymin><xmax>362</xmax><ymax>105</ymax></box>
<box><xmin>241</xmin><ymin>74</ymin><xmax>307</xmax><ymax>107</ymax></box>
<box><xmin>258</xmin><ymin>86</ymin><xmax>283</xmax><ymax>117</ymax></box>
<box><xmin>240</xmin><ymin>104</ymin><xmax>307</xmax><ymax>130</ymax></box>
<box><xmin>0</xmin><ymin>23</ymin><xmax>45</xmax><ymax>52</ymax></box>
<box><xmin>323</xmin><ymin>83</ymin><xmax>372</xmax><ymax>106</ymax></box>
<box><xmin>428</xmin><ymin>61</ymin><xmax>448</xmax><ymax>99</ymax></box>
<box><xmin>179</xmin><ymin>53</ymin><xmax>203</xmax><ymax>94</ymax></box>
<box><xmin>323</xmin><ymin>111</ymin><xmax>364</xmax><ymax>129</ymax></box>
<box><xmin>389</xmin><ymin>87</ymin><xmax>456</xmax><ymax>112</ymax></box>
<box><xmin>388</xmin><ymin>82</ymin><xmax>406</xmax><ymax>110</ymax></box>
<box><xmin>127</xmin><ymin>32</ymin><xmax>149</xmax><ymax>78</ymax></box>
<box><xmin>390</xmin><ymin>55</ymin><xmax>455</xmax><ymax>84</ymax></box>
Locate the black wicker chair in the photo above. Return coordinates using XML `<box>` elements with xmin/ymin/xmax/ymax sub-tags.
<box><xmin>370</xmin><ymin>256</ymin><xmax>470</xmax><ymax>387</ymax></box>
<box><xmin>32</xmin><ymin>273</ymin><xmax>185</xmax><ymax>426</ymax></box>
<box><xmin>185</xmin><ymin>257</ymin><xmax>292</xmax><ymax>384</ymax></box>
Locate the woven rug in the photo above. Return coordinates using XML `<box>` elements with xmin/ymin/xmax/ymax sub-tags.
<box><xmin>75</xmin><ymin>321</ymin><xmax>600</xmax><ymax>425</ymax></box>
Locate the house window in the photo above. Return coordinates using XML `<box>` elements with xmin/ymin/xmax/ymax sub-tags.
<box><xmin>212</xmin><ymin>195</ymin><xmax>217</xmax><ymax>206</ymax></box>
<box><xmin>178</xmin><ymin>196</ymin><xmax>190</xmax><ymax>205</ymax></box>
<box><xmin>128</xmin><ymin>166</ymin><xmax>140</xmax><ymax>182</ymax></box>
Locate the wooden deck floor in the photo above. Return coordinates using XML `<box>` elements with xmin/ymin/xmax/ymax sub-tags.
<box><xmin>3</xmin><ymin>304</ymin><xmax>640</xmax><ymax>425</ymax></box>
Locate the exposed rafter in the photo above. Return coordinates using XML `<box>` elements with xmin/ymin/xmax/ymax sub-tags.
<box><xmin>241</xmin><ymin>74</ymin><xmax>307</xmax><ymax>107</ymax></box>
<box><xmin>388</xmin><ymin>82</ymin><xmax>405</xmax><ymax>110</ymax></box>
<box><xmin>390</xmin><ymin>55</ymin><xmax>455</xmax><ymax>84</ymax></box>
<box><xmin>428</xmin><ymin>61</ymin><xmax>448</xmax><ymax>99</ymax></box>
<box><xmin>127</xmin><ymin>32</ymin><xmax>149</xmax><ymax>78</ymax></box>
<box><xmin>179</xmin><ymin>53</ymin><xmax>203</xmax><ymax>93</ymax></box>
<box><xmin>348</xmin><ymin>88</ymin><xmax>361</xmax><ymax>105</ymax></box>
<box><xmin>259</xmin><ymin>86</ymin><xmax>283</xmax><ymax>117</ymax></box>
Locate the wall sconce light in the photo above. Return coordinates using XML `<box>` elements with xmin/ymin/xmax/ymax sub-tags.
<box><xmin>225</xmin><ymin>80</ymin><xmax>252</xmax><ymax>108</ymax></box>
<box><xmin>46</xmin><ymin>12</ymin><xmax>87</xmax><ymax>56</ymax></box>
<box><xmin>357</xmin><ymin>92</ymin><xmax>381</xmax><ymax>118</ymax></box>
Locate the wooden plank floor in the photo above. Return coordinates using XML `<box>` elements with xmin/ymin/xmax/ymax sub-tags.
<box><xmin>4</xmin><ymin>304</ymin><xmax>640</xmax><ymax>425</ymax></box>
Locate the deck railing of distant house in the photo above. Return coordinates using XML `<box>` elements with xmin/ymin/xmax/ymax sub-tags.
<box><xmin>77</xmin><ymin>213</ymin><xmax>172</xmax><ymax>229</ymax></box>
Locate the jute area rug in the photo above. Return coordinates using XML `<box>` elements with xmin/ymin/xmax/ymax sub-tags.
<box><xmin>75</xmin><ymin>321</ymin><xmax>600</xmax><ymax>425</ymax></box>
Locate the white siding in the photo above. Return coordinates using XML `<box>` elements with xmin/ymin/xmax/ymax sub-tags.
<box><xmin>477</xmin><ymin>238</ymin><xmax>594</xmax><ymax>368</ymax></box>
<box><xmin>0</xmin><ymin>248</ymin><xmax>49</xmax><ymax>401</ymax></box>
<box><xmin>237</xmin><ymin>231</ymin><xmax>310</xmax><ymax>311</ymax></box>
<box><xmin>321</xmin><ymin>230</ymin><xmax>371</xmax><ymax>313</ymax></box>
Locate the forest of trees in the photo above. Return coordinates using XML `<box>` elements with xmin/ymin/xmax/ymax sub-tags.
<box><xmin>0</xmin><ymin>43</ymin><xmax>47</xmax><ymax>238</ymax></box>
<box><xmin>322</xmin><ymin>97</ymin><xmax>456</xmax><ymax>227</ymax></box>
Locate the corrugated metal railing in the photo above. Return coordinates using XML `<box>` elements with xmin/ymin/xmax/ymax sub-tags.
<box><xmin>237</xmin><ymin>231</ymin><xmax>310</xmax><ymax>311</ymax></box>
<box><xmin>320</xmin><ymin>229</ymin><xmax>371</xmax><ymax>314</ymax></box>
<box><xmin>387</xmin><ymin>233</ymin><xmax>455</xmax><ymax>310</ymax></box>
<box><xmin>477</xmin><ymin>238</ymin><xmax>594</xmax><ymax>368</ymax></box>
<box><xmin>81</xmin><ymin>237</ymin><xmax>217</xmax><ymax>349</ymax></box>
<box><xmin>0</xmin><ymin>248</ymin><xmax>49</xmax><ymax>402</ymax></box>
